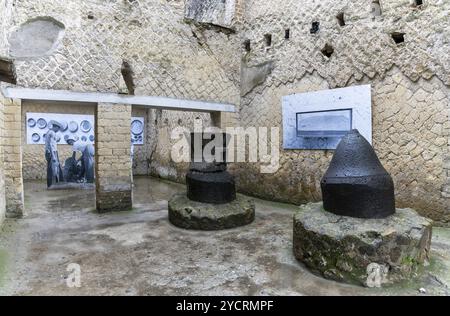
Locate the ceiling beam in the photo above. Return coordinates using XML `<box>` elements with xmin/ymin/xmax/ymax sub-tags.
<box><xmin>1</xmin><ymin>87</ymin><xmax>236</xmax><ymax>113</ymax></box>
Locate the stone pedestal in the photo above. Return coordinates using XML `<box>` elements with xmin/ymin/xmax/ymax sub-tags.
<box><xmin>168</xmin><ymin>193</ymin><xmax>255</xmax><ymax>230</ymax></box>
<box><xmin>293</xmin><ymin>203</ymin><xmax>433</xmax><ymax>287</ymax></box>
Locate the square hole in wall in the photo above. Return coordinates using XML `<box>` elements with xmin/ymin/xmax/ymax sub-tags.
<box><xmin>336</xmin><ymin>13</ymin><xmax>345</xmax><ymax>27</ymax></box>
<box><xmin>371</xmin><ymin>0</ymin><xmax>382</xmax><ymax>17</ymax></box>
<box><xmin>321</xmin><ymin>44</ymin><xmax>334</xmax><ymax>58</ymax></box>
<box><xmin>310</xmin><ymin>22</ymin><xmax>320</xmax><ymax>34</ymax></box>
<box><xmin>391</xmin><ymin>32</ymin><xmax>405</xmax><ymax>44</ymax></box>
<box><xmin>285</xmin><ymin>29</ymin><xmax>290</xmax><ymax>40</ymax></box>
<box><xmin>264</xmin><ymin>34</ymin><xmax>272</xmax><ymax>47</ymax></box>
<box><xmin>243</xmin><ymin>39</ymin><xmax>251</xmax><ymax>52</ymax></box>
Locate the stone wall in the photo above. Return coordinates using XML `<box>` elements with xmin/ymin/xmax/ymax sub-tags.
<box><xmin>6</xmin><ymin>0</ymin><xmax>240</xmax><ymax>102</ymax></box>
<box><xmin>185</xmin><ymin>0</ymin><xmax>237</xmax><ymax>29</ymax></box>
<box><xmin>237</xmin><ymin>0</ymin><xmax>450</xmax><ymax>224</ymax></box>
<box><xmin>0</xmin><ymin>0</ymin><xmax>14</xmax><ymax>56</ymax></box>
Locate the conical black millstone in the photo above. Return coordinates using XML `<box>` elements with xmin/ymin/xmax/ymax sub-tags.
<box><xmin>321</xmin><ymin>129</ymin><xmax>395</xmax><ymax>219</ymax></box>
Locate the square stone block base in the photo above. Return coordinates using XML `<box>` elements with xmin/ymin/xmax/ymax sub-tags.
<box><xmin>96</xmin><ymin>190</ymin><xmax>132</xmax><ymax>213</ymax></box>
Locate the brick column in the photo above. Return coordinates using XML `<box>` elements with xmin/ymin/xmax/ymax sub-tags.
<box><xmin>1</xmin><ymin>96</ymin><xmax>24</xmax><ymax>218</ymax></box>
<box><xmin>95</xmin><ymin>103</ymin><xmax>132</xmax><ymax>212</ymax></box>
<box><xmin>443</xmin><ymin>102</ymin><xmax>450</xmax><ymax>214</ymax></box>
<box><xmin>0</xmin><ymin>94</ymin><xmax>6</xmax><ymax>224</ymax></box>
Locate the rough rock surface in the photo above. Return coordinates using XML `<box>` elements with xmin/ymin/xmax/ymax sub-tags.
<box><xmin>240</xmin><ymin>61</ymin><xmax>274</xmax><ymax>96</ymax></box>
<box><xmin>293</xmin><ymin>203</ymin><xmax>433</xmax><ymax>287</ymax></box>
<box><xmin>185</xmin><ymin>0</ymin><xmax>237</xmax><ymax>30</ymax></box>
<box><xmin>168</xmin><ymin>192</ymin><xmax>255</xmax><ymax>230</ymax></box>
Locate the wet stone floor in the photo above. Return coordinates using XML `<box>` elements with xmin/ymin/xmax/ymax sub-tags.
<box><xmin>0</xmin><ymin>176</ymin><xmax>449</xmax><ymax>296</ymax></box>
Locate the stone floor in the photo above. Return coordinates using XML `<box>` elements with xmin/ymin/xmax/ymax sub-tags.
<box><xmin>0</xmin><ymin>176</ymin><xmax>449</xmax><ymax>296</ymax></box>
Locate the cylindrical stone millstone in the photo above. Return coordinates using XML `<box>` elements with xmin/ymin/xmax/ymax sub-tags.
<box><xmin>186</xmin><ymin>132</ymin><xmax>236</xmax><ymax>204</ymax></box>
<box><xmin>321</xmin><ymin>129</ymin><xmax>395</xmax><ymax>219</ymax></box>
<box><xmin>186</xmin><ymin>171</ymin><xmax>236</xmax><ymax>204</ymax></box>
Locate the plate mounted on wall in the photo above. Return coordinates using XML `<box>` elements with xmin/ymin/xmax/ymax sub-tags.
<box><xmin>31</xmin><ymin>133</ymin><xmax>40</xmax><ymax>143</ymax></box>
<box><xmin>37</xmin><ymin>118</ymin><xmax>47</xmax><ymax>129</ymax></box>
<box><xmin>80</xmin><ymin>120</ymin><xmax>92</xmax><ymax>133</ymax></box>
<box><xmin>131</xmin><ymin>119</ymin><xmax>144</xmax><ymax>135</ymax></box>
<box><xmin>69</xmin><ymin>121</ymin><xmax>78</xmax><ymax>133</ymax></box>
<box><xmin>28</xmin><ymin>118</ymin><xmax>36</xmax><ymax>128</ymax></box>
<box><xmin>60</xmin><ymin>121</ymin><xmax>68</xmax><ymax>132</ymax></box>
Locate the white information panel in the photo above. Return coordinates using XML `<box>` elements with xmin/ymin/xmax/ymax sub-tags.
<box><xmin>282</xmin><ymin>85</ymin><xmax>372</xmax><ymax>150</ymax></box>
<box><xmin>131</xmin><ymin>117</ymin><xmax>144</xmax><ymax>145</ymax></box>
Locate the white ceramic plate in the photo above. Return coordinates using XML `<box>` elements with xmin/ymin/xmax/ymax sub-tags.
<box><xmin>37</xmin><ymin>118</ymin><xmax>47</xmax><ymax>129</ymax></box>
<box><xmin>28</xmin><ymin>118</ymin><xmax>36</xmax><ymax>128</ymax></box>
<box><xmin>32</xmin><ymin>133</ymin><xmax>40</xmax><ymax>143</ymax></box>
<box><xmin>80</xmin><ymin>120</ymin><xmax>91</xmax><ymax>133</ymax></box>
<box><xmin>131</xmin><ymin>119</ymin><xmax>144</xmax><ymax>135</ymax></box>
<box><xmin>69</xmin><ymin>121</ymin><xmax>78</xmax><ymax>133</ymax></box>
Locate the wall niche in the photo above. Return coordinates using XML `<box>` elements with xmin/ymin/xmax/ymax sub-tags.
<box><xmin>371</xmin><ymin>0</ymin><xmax>382</xmax><ymax>17</ymax></box>
<box><xmin>336</xmin><ymin>13</ymin><xmax>345</xmax><ymax>27</ymax></box>
<box><xmin>391</xmin><ymin>32</ymin><xmax>405</xmax><ymax>44</ymax></box>
<box><xmin>9</xmin><ymin>17</ymin><xmax>65</xmax><ymax>59</ymax></box>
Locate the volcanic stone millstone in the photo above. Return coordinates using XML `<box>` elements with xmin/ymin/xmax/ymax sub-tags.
<box><xmin>186</xmin><ymin>132</ymin><xmax>236</xmax><ymax>204</ymax></box>
<box><xmin>168</xmin><ymin>193</ymin><xmax>255</xmax><ymax>230</ymax></box>
<box><xmin>321</xmin><ymin>129</ymin><xmax>395</xmax><ymax>219</ymax></box>
<box><xmin>293</xmin><ymin>203</ymin><xmax>433</xmax><ymax>287</ymax></box>
<box><xmin>186</xmin><ymin>170</ymin><xmax>236</xmax><ymax>204</ymax></box>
